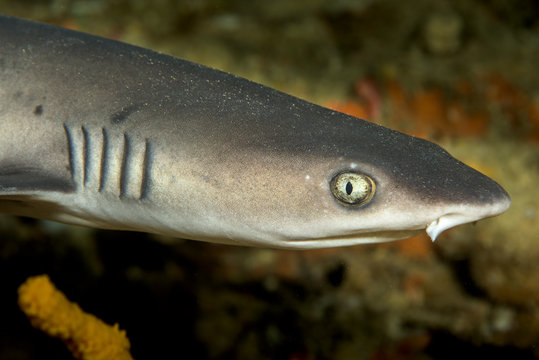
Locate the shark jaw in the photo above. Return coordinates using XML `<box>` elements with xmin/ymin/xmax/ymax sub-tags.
<box><xmin>426</xmin><ymin>194</ymin><xmax>511</xmax><ymax>242</ymax></box>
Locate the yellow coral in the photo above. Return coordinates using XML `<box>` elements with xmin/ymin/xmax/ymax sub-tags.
<box><xmin>18</xmin><ymin>275</ymin><xmax>134</xmax><ymax>360</ymax></box>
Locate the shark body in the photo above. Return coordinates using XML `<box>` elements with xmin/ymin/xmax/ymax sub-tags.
<box><xmin>0</xmin><ymin>16</ymin><xmax>510</xmax><ymax>248</ymax></box>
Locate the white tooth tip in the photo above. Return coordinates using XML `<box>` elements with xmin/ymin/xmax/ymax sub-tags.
<box><xmin>426</xmin><ymin>223</ymin><xmax>440</xmax><ymax>242</ymax></box>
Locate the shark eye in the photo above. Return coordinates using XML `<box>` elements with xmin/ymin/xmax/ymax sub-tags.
<box><xmin>330</xmin><ymin>171</ymin><xmax>375</xmax><ymax>206</ymax></box>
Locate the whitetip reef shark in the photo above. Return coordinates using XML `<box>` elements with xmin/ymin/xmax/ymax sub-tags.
<box><xmin>0</xmin><ymin>15</ymin><xmax>510</xmax><ymax>249</ymax></box>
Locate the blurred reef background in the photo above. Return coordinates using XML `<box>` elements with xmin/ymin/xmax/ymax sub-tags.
<box><xmin>0</xmin><ymin>0</ymin><xmax>538</xmax><ymax>359</ymax></box>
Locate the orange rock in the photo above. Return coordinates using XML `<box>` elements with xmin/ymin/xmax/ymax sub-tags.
<box><xmin>485</xmin><ymin>74</ymin><xmax>529</xmax><ymax>135</ymax></box>
<box><xmin>455</xmin><ymin>80</ymin><xmax>473</xmax><ymax>95</ymax></box>
<box><xmin>325</xmin><ymin>100</ymin><xmax>370</xmax><ymax>120</ymax></box>
<box><xmin>355</xmin><ymin>78</ymin><xmax>382</xmax><ymax>121</ymax></box>
<box><xmin>58</xmin><ymin>19</ymin><xmax>79</xmax><ymax>31</ymax></box>
<box><xmin>446</xmin><ymin>102</ymin><xmax>489</xmax><ymax>137</ymax></box>
<box><xmin>410</xmin><ymin>89</ymin><xmax>447</xmax><ymax>138</ymax></box>
<box><xmin>527</xmin><ymin>98</ymin><xmax>539</xmax><ymax>142</ymax></box>
<box><xmin>397</xmin><ymin>234</ymin><xmax>434</xmax><ymax>258</ymax></box>
<box><xmin>384</xmin><ymin>80</ymin><xmax>412</xmax><ymax>130</ymax></box>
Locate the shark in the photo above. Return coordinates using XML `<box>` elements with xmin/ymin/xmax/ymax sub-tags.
<box><xmin>0</xmin><ymin>15</ymin><xmax>510</xmax><ymax>249</ymax></box>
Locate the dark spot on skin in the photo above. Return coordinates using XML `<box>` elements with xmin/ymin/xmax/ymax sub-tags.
<box><xmin>33</xmin><ymin>105</ymin><xmax>43</xmax><ymax>116</ymax></box>
<box><xmin>111</xmin><ymin>105</ymin><xmax>140</xmax><ymax>124</ymax></box>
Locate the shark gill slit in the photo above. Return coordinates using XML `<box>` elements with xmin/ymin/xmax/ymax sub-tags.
<box><xmin>119</xmin><ymin>133</ymin><xmax>131</xmax><ymax>198</ymax></box>
<box><xmin>81</xmin><ymin>125</ymin><xmax>89</xmax><ymax>187</ymax></box>
<box><xmin>99</xmin><ymin>127</ymin><xmax>108</xmax><ymax>193</ymax></box>
<box><xmin>139</xmin><ymin>139</ymin><xmax>151</xmax><ymax>200</ymax></box>
<box><xmin>62</xmin><ymin>124</ymin><xmax>75</xmax><ymax>183</ymax></box>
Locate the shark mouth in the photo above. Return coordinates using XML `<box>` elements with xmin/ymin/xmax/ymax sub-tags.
<box><xmin>426</xmin><ymin>213</ymin><xmax>476</xmax><ymax>241</ymax></box>
<box><xmin>426</xmin><ymin>189</ymin><xmax>511</xmax><ymax>242</ymax></box>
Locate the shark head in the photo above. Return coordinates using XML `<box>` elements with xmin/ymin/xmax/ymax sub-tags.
<box><xmin>147</xmin><ymin>99</ymin><xmax>510</xmax><ymax>249</ymax></box>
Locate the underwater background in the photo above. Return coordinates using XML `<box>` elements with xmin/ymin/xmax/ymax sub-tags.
<box><xmin>0</xmin><ymin>0</ymin><xmax>538</xmax><ymax>359</ymax></box>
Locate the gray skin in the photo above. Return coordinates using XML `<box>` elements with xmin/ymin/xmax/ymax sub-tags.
<box><xmin>0</xmin><ymin>16</ymin><xmax>510</xmax><ymax>248</ymax></box>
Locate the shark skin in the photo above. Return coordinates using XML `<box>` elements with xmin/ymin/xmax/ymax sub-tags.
<box><xmin>0</xmin><ymin>16</ymin><xmax>510</xmax><ymax>249</ymax></box>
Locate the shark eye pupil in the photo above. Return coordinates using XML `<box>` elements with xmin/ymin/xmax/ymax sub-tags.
<box><xmin>346</xmin><ymin>182</ymin><xmax>353</xmax><ymax>195</ymax></box>
<box><xmin>330</xmin><ymin>171</ymin><xmax>375</xmax><ymax>206</ymax></box>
